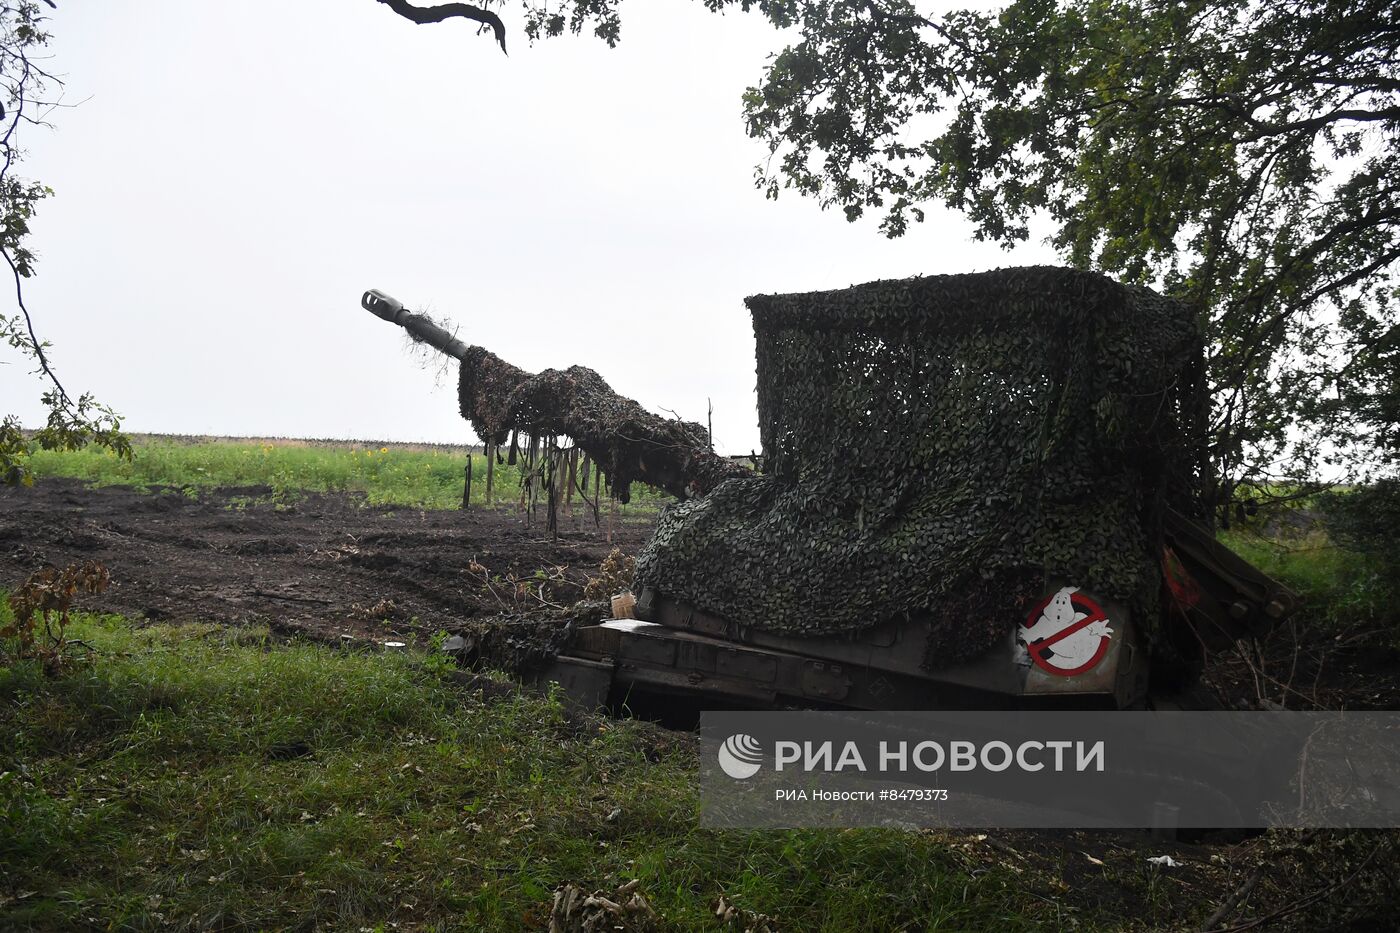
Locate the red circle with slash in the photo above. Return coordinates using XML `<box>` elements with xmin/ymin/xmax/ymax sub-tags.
<box><xmin>1022</xmin><ymin>590</ymin><xmax>1112</xmax><ymax>677</ymax></box>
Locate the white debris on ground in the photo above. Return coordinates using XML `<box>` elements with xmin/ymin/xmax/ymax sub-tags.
<box><xmin>549</xmin><ymin>879</ymin><xmax>658</xmax><ymax>933</ymax></box>
<box><xmin>714</xmin><ymin>895</ymin><xmax>780</xmax><ymax>932</ymax></box>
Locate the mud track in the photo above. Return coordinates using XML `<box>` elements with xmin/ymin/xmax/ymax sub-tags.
<box><xmin>0</xmin><ymin>478</ymin><xmax>655</xmax><ymax>644</ymax></box>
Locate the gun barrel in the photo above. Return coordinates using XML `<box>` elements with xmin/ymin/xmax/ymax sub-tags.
<box><xmin>360</xmin><ymin>286</ymin><xmax>752</xmax><ymax>502</ymax></box>
<box><xmin>362</xmin><ymin>289</ymin><xmax>470</xmax><ymax>361</ymax></box>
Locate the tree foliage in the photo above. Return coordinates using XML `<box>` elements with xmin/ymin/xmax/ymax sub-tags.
<box><xmin>0</xmin><ymin>0</ymin><xmax>128</xmax><ymax>486</ymax></box>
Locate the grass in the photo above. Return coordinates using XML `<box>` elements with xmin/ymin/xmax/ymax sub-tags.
<box><xmin>1218</xmin><ymin>529</ymin><xmax>1346</xmax><ymax>597</ymax></box>
<box><xmin>1219</xmin><ymin>526</ymin><xmax>1396</xmax><ymax>633</ymax></box>
<box><xmin>0</xmin><ymin>612</ymin><xmax>1127</xmax><ymax>932</ymax></box>
<box><xmin>25</xmin><ymin>438</ymin><xmax>670</xmax><ymax>514</ymax></box>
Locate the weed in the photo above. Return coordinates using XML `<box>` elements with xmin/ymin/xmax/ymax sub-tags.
<box><xmin>583</xmin><ymin>547</ymin><xmax>636</xmax><ymax>601</ymax></box>
<box><xmin>0</xmin><ymin>562</ymin><xmax>109</xmax><ymax>673</ymax></box>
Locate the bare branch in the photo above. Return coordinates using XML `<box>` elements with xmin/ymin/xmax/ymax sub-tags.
<box><xmin>375</xmin><ymin>0</ymin><xmax>507</xmax><ymax>54</ymax></box>
<box><xmin>3</xmin><ymin>246</ymin><xmax>69</xmax><ymax>405</ymax></box>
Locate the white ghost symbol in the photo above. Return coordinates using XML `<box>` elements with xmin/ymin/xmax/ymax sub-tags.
<box><xmin>1021</xmin><ymin>586</ymin><xmax>1114</xmax><ymax>671</ymax></box>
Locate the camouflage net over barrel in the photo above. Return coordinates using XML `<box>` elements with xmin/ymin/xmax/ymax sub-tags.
<box><xmin>457</xmin><ymin>348</ymin><xmax>749</xmax><ymax>503</ymax></box>
<box><xmin>633</xmin><ymin>266</ymin><xmax>1208</xmax><ymax>665</ymax></box>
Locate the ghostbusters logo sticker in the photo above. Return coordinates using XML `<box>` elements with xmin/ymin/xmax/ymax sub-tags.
<box><xmin>1019</xmin><ymin>586</ymin><xmax>1114</xmax><ymax>677</ymax></box>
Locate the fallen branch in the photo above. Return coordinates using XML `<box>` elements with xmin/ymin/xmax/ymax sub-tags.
<box><xmin>1198</xmin><ymin>867</ymin><xmax>1263</xmax><ymax>931</ymax></box>
<box><xmin>1205</xmin><ymin>840</ymin><xmax>1386</xmax><ymax>932</ymax></box>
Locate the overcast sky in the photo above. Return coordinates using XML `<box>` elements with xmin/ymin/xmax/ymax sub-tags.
<box><xmin>1</xmin><ymin>1</ymin><xmax>1053</xmax><ymax>454</ymax></box>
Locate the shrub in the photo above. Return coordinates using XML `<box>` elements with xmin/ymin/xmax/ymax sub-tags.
<box><xmin>1320</xmin><ymin>479</ymin><xmax>1400</xmax><ymax>574</ymax></box>
<box><xmin>0</xmin><ymin>561</ymin><xmax>110</xmax><ymax>673</ymax></box>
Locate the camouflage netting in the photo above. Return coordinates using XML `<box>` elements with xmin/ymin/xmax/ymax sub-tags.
<box><xmin>633</xmin><ymin>266</ymin><xmax>1209</xmax><ymax>666</ymax></box>
<box><xmin>457</xmin><ymin>348</ymin><xmax>749</xmax><ymax>503</ymax></box>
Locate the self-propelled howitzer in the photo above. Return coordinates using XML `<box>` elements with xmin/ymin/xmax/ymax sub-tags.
<box><xmin>360</xmin><ymin>273</ymin><xmax>1296</xmax><ymax>714</ymax></box>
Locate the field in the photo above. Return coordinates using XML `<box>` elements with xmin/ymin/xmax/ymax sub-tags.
<box><xmin>4</xmin><ymin>439</ymin><xmax>663</xmax><ymax>649</ymax></box>
<box><xmin>3</xmin><ymin>438</ymin><xmax>1400</xmax><ymax>930</ymax></box>
<box><xmin>23</xmin><ymin>436</ymin><xmax>673</xmax><ymax>512</ymax></box>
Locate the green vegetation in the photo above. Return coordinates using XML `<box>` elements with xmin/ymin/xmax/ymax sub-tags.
<box><xmin>1221</xmin><ymin>528</ymin><xmax>1390</xmax><ymax>630</ymax></box>
<box><xmin>26</xmin><ymin>438</ymin><xmax>669</xmax><ymax>513</ymax></box>
<box><xmin>1</xmin><ymin>612</ymin><xmax>1123</xmax><ymax>932</ymax></box>
<box><xmin>1221</xmin><ymin>492</ymin><xmax>1400</xmax><ymax>639</ymax></box>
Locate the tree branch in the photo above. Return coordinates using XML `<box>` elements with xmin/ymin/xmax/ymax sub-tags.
<box><xmin>3</xmin><ymin>246</ymin><xmax>70</xmax><ymax>406</ymax></box>
<box><xmin>1237</xmin><ymin>106</ymin><xmax>1400</xmax><ymax>143</ymax></box>
<box><xmin>375</xmin><ymin>0</ymin><xmax>507</xmax><ymax>54</ymax></box>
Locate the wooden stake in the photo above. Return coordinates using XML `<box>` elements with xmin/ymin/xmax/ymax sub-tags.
<box><xmin>527</xmin><ymin>433</ymin><xmax>542</xmax><ymax>517</ymax></box>
<box><xmin>462</xmin><ymin>453</ymin><xmax>472</xmax><ymax>510</ymax></box>
<box><xmin>519</xmin><ymin>432</ymin><xmax>536</xmax><ymax>519</ymax></box>
<box><xmin>593</xmin><ymin>462</ymin><xmax>602</xmax><ymax>525</ymax></box>
<box><xmin>546</xmin><ymin>447</ymin><xmax>559</xmax><ymax>539</ymax></box>
<box><xmin>565</xmin><ymin>447</ymin><xmax>577</xmax><ymax>515</ymax></box>
<box><xmin>485</xmin><ymin>442</ymin><xmax>495</xmax><ymax>507</ymax></box>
